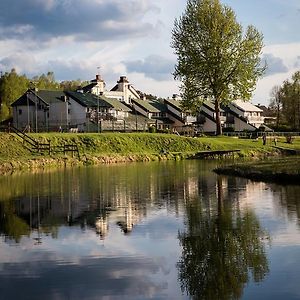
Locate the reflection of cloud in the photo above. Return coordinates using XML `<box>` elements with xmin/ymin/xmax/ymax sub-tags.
<box><xmin>0</xmin><ymin>256</ymin><xmax>166</xmax><ymax>300</ymax></box>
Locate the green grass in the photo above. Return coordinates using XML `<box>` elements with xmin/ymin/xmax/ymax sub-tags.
<box><xmin>1</xmin><ymin>132</ymin><xmax>300</xmax><ymax>174</ymax></box>
<box><xmin>32</xmin><ymin>133</ymin><xmax>280</xmax><ymax>155</ymax></box>
<box><xmin>215</xmin><ymin>156</ymin><xmax>300</xmax><ymax>185</ymax></box>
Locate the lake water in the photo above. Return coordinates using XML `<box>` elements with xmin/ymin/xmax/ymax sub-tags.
<box><xmin>0</xmin><ymin>160</ymin><xmax>299</xmax><ymax>300</ymax></box>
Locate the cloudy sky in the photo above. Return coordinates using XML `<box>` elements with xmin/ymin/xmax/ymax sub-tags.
<box><xmin>0</xmin><ymin>0</ymin><xmax>300</xmax><ymax>105</ymax></box>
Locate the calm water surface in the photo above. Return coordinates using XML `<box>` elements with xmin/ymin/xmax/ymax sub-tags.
<box><xmin>0</xmin><ymin>160</ymin><xmax>299</xmax><ymax>300</ymax></box>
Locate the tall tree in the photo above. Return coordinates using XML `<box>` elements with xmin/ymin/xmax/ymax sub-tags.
<box><xmin>269</xmin><ymin>85</ymin><xmax>283</xmax><ymax>129</ymax></box>
<box><xmin>172</xmin><ymin>0</ymin><xmax>264</xmax><ymax>135</ymax></box>
<box><xmin>282</xmin><ymin>72</ymin><xmax>300</xmax><ymax>130</ymax></box>
<box><xmin>0</xmin><ymin>69</ymin><xmax>29</xmax><ymax>121</ymax></box>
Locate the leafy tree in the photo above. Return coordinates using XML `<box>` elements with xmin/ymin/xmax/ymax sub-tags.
<box><xmin>0</xmin><ymin>69</ymin><xmax>29</xmax><ymax>121</ymax></box>
<box><xmin>271</xmin><ymin>71</ymin><xmax>300</xmax><ymax>130</ymax></box>
<box><xmin>281</xmin><ymin>71</ymin><xmax>300</xmax><ymax>130</ymax></box>
<box><xmin>31</xmin><ymin>71</ymin><xmax>59</xmax><ymax>90</ymax></box>
<box><xmin>269</xmin><ymin>85</ymin><xmax>283</xmax><ymax>129</ymax></box>
<box><xmin>172</xmin><ymin>0</ymin><xmax>264</xmax><ymax>135</ymax></box>
<box><xmin>59</xmin><ymin>79</ymin><xmax>90</xmax><ymax>91</ymax></box>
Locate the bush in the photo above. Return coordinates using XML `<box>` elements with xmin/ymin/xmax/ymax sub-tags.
<box><xmin>148</xmin><ymin>126</ymin><xmax>156</xmax><ymax>133</ymax></box>
<box><xmin>223</xmin><ymin>127</ymin><xmax>234</xmax><ymax>132</ymax></box>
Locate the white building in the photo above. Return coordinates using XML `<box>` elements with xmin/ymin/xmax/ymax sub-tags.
<box><xmin>11</xmin><ymin>89</ymin><xmax>69</xmax><ymax>131</ymax></box>
<box><xmin>227</xmin><ymin>100</ymin><xmax>265</xmax><ymax>130</ymax></box>
<box><xmin>82</xmin><ymin>75</ymin><xmax>140</xmax><ymax>104</ymax></box>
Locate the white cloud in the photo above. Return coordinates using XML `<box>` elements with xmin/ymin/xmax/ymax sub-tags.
<box><xmin>253</xmin><ymin>42</ymin><xmax>300</xmax><ymax>105</ymax></box>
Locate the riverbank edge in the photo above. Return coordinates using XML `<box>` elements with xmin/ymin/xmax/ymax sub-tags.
<box><xmin>0</xmin><ymin>148</ymin><xmax>280</xmax><ymax>176</ymax></box>
<box><xmin>214</xmin><ymin>164</ymin><xmax>300</xmax><ymax>185</ymax></box>
<box><xmin>0</xmin><ymin>152</ymin><xmax>195</xmax><ymax>175</ymax></box>
<box><xmin>1</xmin><ymin>132</ymin><xmax>289</xmax><ymax>175</ymax></box>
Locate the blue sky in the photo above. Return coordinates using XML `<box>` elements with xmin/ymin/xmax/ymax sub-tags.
<box><xmin>0</xmin><ymin>0</ymin><xmax>299</xmax><ymax>105</ymax></box>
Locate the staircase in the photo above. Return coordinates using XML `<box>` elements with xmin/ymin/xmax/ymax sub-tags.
<box><xmin>6</xmin><ymin>125</ymin><xmax>80</xmax><ymax>158</ymax></box>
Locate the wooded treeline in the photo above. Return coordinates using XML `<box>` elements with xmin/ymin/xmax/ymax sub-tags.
<box><xmin>0</xmin><ymin>69</ymin><xmax>88</xmax><ymax>122</ymax></box>
<box><xmin>270</xmin><ymin>70</ymin><xmax>300</xmax><ymax>131</ymax></box>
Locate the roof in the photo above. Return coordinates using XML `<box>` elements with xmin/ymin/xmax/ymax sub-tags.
<box><xmin>66</xmin><ymin>91</ymin><xmax>105</xmax><ymax>108</ymax></box>
<box><xmin>102</xmin><ymin>96</ymin><xmax>131</xmax><ymax>111</ymax></box>
<box><xmin>36</xmin><ymin>90</ymin><xmax>66</xmax><ymax>104</ymax></box>
<box><xmin>165</xmin><ymin>98</ymin><xmax>182</xmax><ymax>110</ymax></box>
<box><xmin>110</xmin><ymin>84</ymin><xmax>119</xmax><ymax>92</ymax></box>
<box><xmin>11</xmin><ymin>93</ymin><xmax>33</xmax><ymax>106</ymax></box>
<box><xmin>232</xmin><ymin>100</ymin><xmax>263</xmax><ymax>112</ymax></box>
<box><xmin>81</xmin><ymin>82</ymin><xmax>97</xmax><ymax>92</ymax></box>
<box><xmin>11</xmin><ymin>90</ymin><xmax>66</xmax><ymax>107</ymax></box>
<box><xmin>203</xmin><ymin>101</ymin><xmax>224</xmax><ymax>112</ymax></box>
<box><xmin>132</xmin><ymin>99</ymin><xmax>160</xmax><ymax>113</ymax></box>
<box><xmin>67</xmin><ymin>91</ymin><xmax>131</xmax><ymax>111</ymax></box>
<box><xmin>149</xmin><ymin>100</ymin><xmax>168</xmax><ymax>113</ymax></box>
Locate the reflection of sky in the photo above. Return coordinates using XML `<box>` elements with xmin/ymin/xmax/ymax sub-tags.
<box><xmin>235</xmin><ymin>180</ymin><xmax>300</xmax><ymax>300</ymax></box>
<box><xmin>0</xmin><ymin>209</ymin><xmax>186</xmax><ymax>300</ymax></box>
<box><xmin>1</xmin><ymin>163</ymin><xmax>300</xmax><ymax>299</ymax></box>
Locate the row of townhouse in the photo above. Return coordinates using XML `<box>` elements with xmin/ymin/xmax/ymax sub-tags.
<box><xmin>11</xmin><ymin>74</ymin><xmax>266</xmax><ymax>133</ymax></box>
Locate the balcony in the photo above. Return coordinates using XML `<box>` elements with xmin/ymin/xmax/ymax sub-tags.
<box><xmin>184</xmin><ymin>115</ymin><xmax>197</xmax><ymax>124</ymax></box>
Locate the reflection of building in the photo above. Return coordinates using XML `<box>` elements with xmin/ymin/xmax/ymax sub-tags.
<box><xmin>95</xmin><ymin>216</ymin><xmax>108</xmax><ymax>240</ymax></box>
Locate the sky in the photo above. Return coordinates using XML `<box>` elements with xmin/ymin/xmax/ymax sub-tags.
<box><xmin>0</xmin><ymin>0</ymin><xmax>300</xmax><ymax>106</ymax></box>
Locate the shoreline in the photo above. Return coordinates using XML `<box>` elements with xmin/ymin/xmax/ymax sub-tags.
<box><xmin>1</xmin><ymin>132</ymin><xmax>299</xmax><ymax>176</ymax></box>
<box><xmin>214</xmin><ymin>156</ymin><xmax>300</xmax><ymax>185</ymax></box>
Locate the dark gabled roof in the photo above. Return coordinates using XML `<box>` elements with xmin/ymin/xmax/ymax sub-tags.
<box><xmin>81</xmin><ymin>82</ymin><xmax>97</xmax><ymax>92</ymax></box>
<box><xmin>66</xmin><ymin>91</ymin><xmax>106</xmax><ymax>108</ymax></box>
<box><xmin>102</xmin><ymin>96</ymin><xmax>131</xmax><ymax>111</ymax></box>
<box><xmin>66</xmin><ymin>91</ymin><xmax>131</xmax><ymax>111</ymax></box>
<box><xmin>36</xmin><ymin>90</ymin><xmax>66</xmax><ymax>104</ymax></box>
<box><xmin>110</xmin><ymin>84</ymin><xmax>119</xmax><ymax>92</ymax></box>
<box><xmin>11</xmin><ymin>93</ymin><xmax>34</xmax><ymax>106</ymax></box>
<box><xmin>11</xmin><ymin>90</ymin><xmax>65</xmax><ymax>107</ymax></box>
<box><xmin>165</xmin><ymin>98</ymin><xmax>182</xmax><ymax>111</ymax></box>
<box><xmin>203</xmin><ymin>101</ymin><xmax>224</xmax><ymax>112</ymax></box>
<box><xmin>149</xmin><ymin>100</ymin><xmax>168</xmax><ymax>113</ymax></box>
<box><xmin>132</xmin><ymin>99</ymin><xmax>160</xmax><ymax>113</ymax></box>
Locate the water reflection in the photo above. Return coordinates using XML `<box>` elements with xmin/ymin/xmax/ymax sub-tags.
<box><xmin>177</xmin><ymin>176</ymin><xmax>269</xmax><ymax>299</ymax></box>
<box><xmin>0</xmin><ymin>162</ymin><xmax>214</xmax><ymax>244</ymax></box>
<box><xmin>0</xmin><ymin>161</ymin><xmax>299</xmax><ymax>299</ymax></box>
<box><xmin>269</xmin><ymin>184</ymin><xmax>300</xmax><ymax>225</ymax></box>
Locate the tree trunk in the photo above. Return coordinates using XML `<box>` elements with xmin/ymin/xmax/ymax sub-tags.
<box><xmin>215</xmin><ymin>100</ymin><xmax>222</xmax><ymax>135</ymax></box>
<box><xmin>276</xmin><ymin>103</ymin><xmax>280</xmax><ymax>130</ymax></box>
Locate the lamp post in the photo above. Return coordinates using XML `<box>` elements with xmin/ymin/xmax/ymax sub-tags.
<box><xmin>26</xmin><ymin>90</ymin><xmax>30</xmax><ymax>132</ymax></box>
<box><xmin>30</xmin><ymin>81</ymin><xmax>38</xmax><ymax>133</ymax></box>
<box><xmin>97</xmin><ymin>66</ymin><xmax>101</xmax><ymax>133</ymax></box>
<box><xmin>97</xmin><ymin>94</ymin><xmax>100</xmax><ymax>133</ymax></box>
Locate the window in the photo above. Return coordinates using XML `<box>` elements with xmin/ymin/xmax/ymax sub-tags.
<box><xmin>18</xmin><ymin>109</ymin><xmax>22</xmax><ymax>115</ymax></box>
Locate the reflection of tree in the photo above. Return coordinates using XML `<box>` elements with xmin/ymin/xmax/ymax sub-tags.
<box><xmin>271</xmin><ymin>185</ymin><xmax>300</xmax><ymax>226</ymax></box>
<box><xmin>177</xmin><ymin>177</ymin><xmax>269</xmax><ymax>300</ymax></box>
<box><xmin>0</xmin><ymin>202</ymin><xmax>30</xmax><ymax>242</ymax></box>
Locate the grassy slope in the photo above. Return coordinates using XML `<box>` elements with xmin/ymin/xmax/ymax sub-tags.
<box><xmin>33</xmin><ymin>133</ymin><xmax>279</xmax><ymax>155</ymax></box>
<box><xmin>1</xmin><ymin>132</ymin><xmax>300</xmax><ymax>174</ymax></box>
<box><xmin>214</xmin><ymin>155</ymin><xmax>300</xmax><ymax>184</ymax></box>
<box><xmin>0</xmin><ymin>133</ymin><xmax>32</xmax><ymax>161</ymax></box>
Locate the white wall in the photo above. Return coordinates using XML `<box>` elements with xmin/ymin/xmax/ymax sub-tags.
<box><xmin>68</xmin><ymin>99</ymin><xmax>88</xmax><ymax>126</ymax></box>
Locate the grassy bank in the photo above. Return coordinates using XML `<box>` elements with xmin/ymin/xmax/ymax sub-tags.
<box><xmin>0</xmin><ymin>132</ymin><xmax>299</xmax><ymax>174</ymax></box>
<box><xmin>214</xmin><ymin>156</ymin><xmax>300</xmax><ymax>185</ymax></box>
